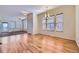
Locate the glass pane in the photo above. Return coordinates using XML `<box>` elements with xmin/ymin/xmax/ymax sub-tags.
<box><xmin>50</xmin><ymin>23</ymin><xmax>54</xmax><ymax>30</ymax></box>
<box><xmin>42</xmin><ymin>23</ymin><xmax>46</xmax><ymax>30</ymax></box>
<box><xmin>2</xmin><ymin>22</ymin><xmax>8</xmax><ymax>32</ymax></box>
<box><xmin>9</xmin><ymin>22</ymin><xmax>15</xmax><ymax>29</ymax></box>
<box><xmin>56</xmin><ymin>14</ymin><xmax>64</xmax><ymax>23</ymax></box>
<box><xmin>3</xmin><ymin>23</ymin><xmax>8</xmax><ymax>28</ymax></box>
<box><xmin>47</xmin><ymin>16</ymin><xmax>55</xmax><ymax>23</ymax></box>
<box><xmin>47</xmin><ymin>23</ymin><xmax>50</xmax><ymax>30</ymax></box>
<box><xmin>56</xmin><ymin>23</ymin><xmax>63</xmax><ymax>31</ymax></box>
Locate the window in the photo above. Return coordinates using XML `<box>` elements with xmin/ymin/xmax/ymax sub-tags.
<box><xmin>47</xmin><ymin>15</ymin><xmax>55</xmax><ymax>31</ymax></box>
<box><xmin>2</xmin><ymin>22</ymin><xmax>9</xmax><ymax>31</ymax></box>
<box><xmin>56</xmin><ymin>13</ymin><xmax>64</xmax><ymax>31</ymax></box>
<box><xmin>0</xmin><ymin>23</ymin><xmax>1</xmax><ymax>29</ymax></box>
<box><xmin>42</xmin><ymin>17</ymin><xmax>47</xmax><ymax>30</ymax></box>
<box><xmin>42</xmin><ymin>15</ymin><xmax>55</xmax><ymax>31</ymax></box>
<box><xmin>9</xmin><ymin>21</ymin><xmax>16</xmax><ymax>29</ymax></box>
<box><xmin>42</xmin><ymin>13</ymin><xmax>64</xmax><ymax>32</ymax></box>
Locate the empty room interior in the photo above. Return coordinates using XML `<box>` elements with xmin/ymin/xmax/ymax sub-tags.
<box><xmin>0</xmin><ymin>5</ymin><xmax>79</xmax><ymax>53</ymax></box>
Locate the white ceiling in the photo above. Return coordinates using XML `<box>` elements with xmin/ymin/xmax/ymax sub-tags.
<box><xmin>0</xmin><ymin>5</ymin><xmax>60</xmax><ymax>16</ymax></box>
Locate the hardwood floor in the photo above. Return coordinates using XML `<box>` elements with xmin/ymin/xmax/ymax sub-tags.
<box><xmin>0</xmin><ymin>31</ymin><xmax>27</xmax><ymax>37</ymax></box>
<box><xmin>0</xmin><ymin>33</ymin><xmax>79</xmax><ymax>53</ymax></box>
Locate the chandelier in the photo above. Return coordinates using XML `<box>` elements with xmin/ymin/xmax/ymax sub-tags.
<box><xmin>45</xmin><ymin>11</ymin><xmax>49</xmax><ymax>28</ymax></box>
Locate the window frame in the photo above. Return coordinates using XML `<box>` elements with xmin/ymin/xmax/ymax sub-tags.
<box><xmin>55</xmin><ymin>13</ymin><xmax>64</xmax><ymax>32</ymax></box>
<box><xmin>42</xmin><ymin>15</ymin><xmax>55</xmax><ymax>31</ymax></box>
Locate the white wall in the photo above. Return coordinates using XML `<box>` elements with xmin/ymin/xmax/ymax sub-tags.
<box><xmin>33</xmin><ymin>13</ymin><xmax>38</xmax><ymax>34</ymax></box>
<box><xmin>76</xmin><ymin>6</ymin><xmax>79</xmax><ymax>47</ymax></box>
<box><xmin>27</xmin><ymin>13</ymin><xmax>33</xmax><ymax>34</ymax></box>
<box><xmin>38</xmin><ymin>6</ymin><xmax>75</xmax><ymax>40</ymax></box>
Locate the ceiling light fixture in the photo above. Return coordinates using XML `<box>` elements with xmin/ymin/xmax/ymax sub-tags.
<box><xmin>44</xmin><ymin>7</ymin><xmax>50</xmax><ymax>28</ymax></box>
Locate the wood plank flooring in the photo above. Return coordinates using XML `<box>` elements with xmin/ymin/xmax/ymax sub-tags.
<box><xmin>0</xmin><ymin>33</ymin><xmax>79</xmax><ymax>53</ymax></box>
<box><xmin>0</xmin><ymin>31</ymin><xmax>27</xmax><ymax>37</ymax></box>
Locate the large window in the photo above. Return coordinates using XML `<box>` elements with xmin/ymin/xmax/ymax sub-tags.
<box><xmin>42</xmin><ymin>13</ymin><xmax>64</xmax><ymax>32</ymax></box>
<box><xmin>9</xmin><ymin>21</ymin><xmax>16</xmax><ymax>29</ymax></box>
<box><xmin>56</xmin><ymin>13</ymin><xmax>64</xmax><ymax>32</ymax></box>
<box><xmin>2</xmin><ymin>22</ymin><xmax>9</xmax><ymax>32</ymax></box>
<box><xmin>42</xmin><ymin>15</ymin><xmax>55</xmax><ymax>31</ymax></box>
<box><xmin>0</xmin><ymin>21</ymin><xmax>16</xmax><ymax>32</ymax></box>
<box><xmin>47</xmin><ymin>15</ymin><xmax>55</xmax><ymax>31</ymax></box>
